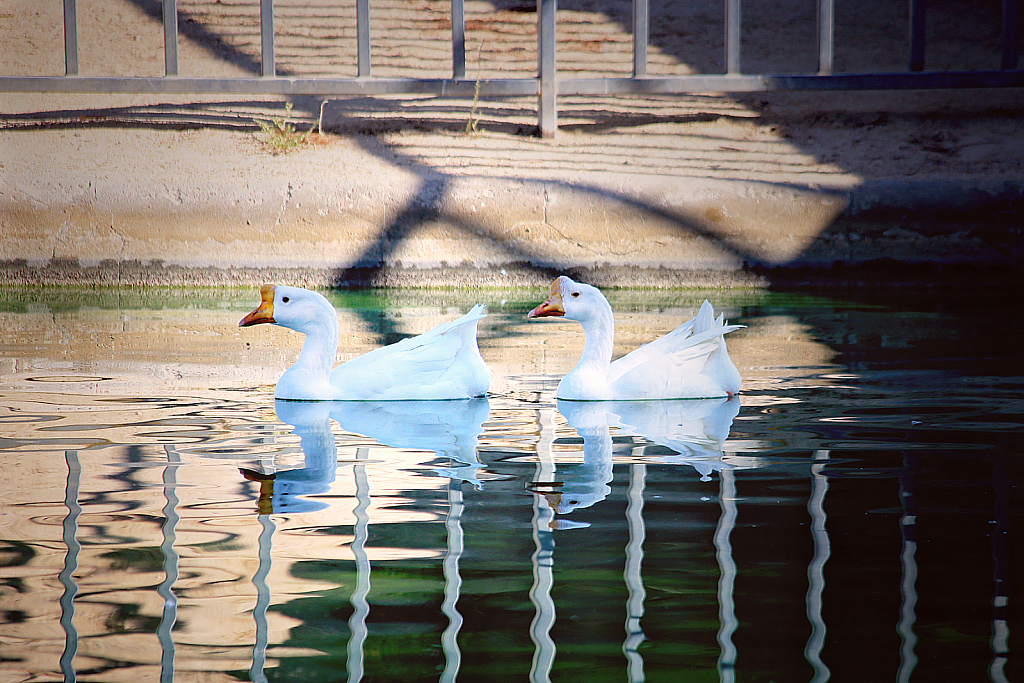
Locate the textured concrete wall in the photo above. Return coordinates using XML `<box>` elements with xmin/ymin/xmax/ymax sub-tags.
<box><xmin>4</xmin><ymin>169</ymin><xmax>1022</xmax><ymax>287</ymax></box>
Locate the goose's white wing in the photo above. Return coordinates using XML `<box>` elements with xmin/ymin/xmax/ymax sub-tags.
<box><xmin>607</xmin><ymin>301</ymin><xmax>743</xmax><ymax>399</ymax></box>
<box><xmin>329</xmin><ymin>304</ymin><xmax>490</xmax><ymax>400</ymax></box>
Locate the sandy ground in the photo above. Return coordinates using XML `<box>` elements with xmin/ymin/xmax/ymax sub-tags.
<box><xmin>1</xmin><ymin>0</ymin><xmax>1023</xmax><ymax>286</ymax></box>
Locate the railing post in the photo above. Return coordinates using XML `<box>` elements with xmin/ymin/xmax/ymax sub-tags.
<box><xmin>725</xmin><ymin>0</ymin><xmax>741</xmax><ymax>74</ymax></box>
<box><xmin>357</xmin><ymin>0</ymin><xmax>371</xmax><ymax>77</ymax></box>
<box><xmin>537</xmin><ymin>0</ymin><xmax>557</xmax><ymax>137</ymax></box>
<box><xmin>453</xmin><ymin>0</ymin><xmax>466</xmax><ymax>79</ymax></box>
<box><xmin>909</xmin><ymin>0</ymin><xmax>927</xmax><ymax>72</ymax></box>
<box><xmin>164</xmin><ymin>0</ymin><xmax>179</xmax><ymax>76</ymax></box>
<box><xmin>260</xmin><ymin>0</ymin><xmax>275</xmax><ymax>76</ymax></box>
<box><xmin>63</xmin><ymin>0</ymin><xmax>79</xmax><ymax>75</ymax></box>
<box><xmin>1002</xmin><ymin>0</ymin><xmax>1019</xmax><ymax>69</ymax></box>
<box><xmin>633</xmin><ymin>0</ymin><xmax>648</xmax><ymax>78</ymax></box>
<box><xmin>817</xmin><ymin>0</ymin><xmax>834</xmax><ymax>75</ymax></box>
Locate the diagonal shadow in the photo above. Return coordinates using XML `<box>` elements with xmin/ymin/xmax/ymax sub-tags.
<box><xmin>125</xmin><ymin>0</ymin><xmax>270</xmax><ymax>76</ymax></box>
<box><xmin>11</xmin><ymin>0</ymin><xmax>1020</xmax><ymax>344</ymax></box>
<box><xmin>338</xmin><ymin>133</ymin><xmax>773</xmax><ymax>281</ymax></box>
<box><xmin>0</xmin><ymin>96</ymin><xmax>859</xmax><ymax>344</ymax></box>
<box><xmin>3</xmin><ymin>97</ymin><xmax>775</xmax><ymax>272</ymax></box>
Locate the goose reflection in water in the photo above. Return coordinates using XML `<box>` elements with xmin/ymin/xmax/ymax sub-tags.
<box><xmin>241</xmin><ymin>398</ymin><xmax>491</xmax><ymax>513</ymax></box>
<box><xmin>546</xmin><ymin>397</ymin><xmax>741</xmax><ymax>517</ymax></box>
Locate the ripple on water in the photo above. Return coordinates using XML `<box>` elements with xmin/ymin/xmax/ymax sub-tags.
<box><xmin>0</xmin><ymin>289</ymin><xmax>1021</xmax><ymax>683</ymax></box>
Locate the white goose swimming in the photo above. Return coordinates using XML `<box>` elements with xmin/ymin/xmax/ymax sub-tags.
<box><xmin>240</xmin><ymin>285</ymin><xmax>490</xmax><ymax>400</ymax></box>
<box><xmin>528</xmin><ymin>276</ymin><xmax>743</xmax><ymax>400</ymax></box>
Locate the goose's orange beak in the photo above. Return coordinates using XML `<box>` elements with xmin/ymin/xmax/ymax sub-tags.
<box><xmin>239</xmin><ymin>285</ymin><xmax>277</xmax><ymax>327</ymax></box>
<box><xmin>528</xmin><ymin>279</ymin><xmax>565</xmax><ymax>318</ymax></box>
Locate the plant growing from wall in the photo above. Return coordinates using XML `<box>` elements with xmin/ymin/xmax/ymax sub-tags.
<box><xmin>255</xmin><ymin>102</ymin><xmax>309</xmax><ymax>154</ymax></box>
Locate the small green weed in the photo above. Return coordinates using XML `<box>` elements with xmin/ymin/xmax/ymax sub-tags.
<box><xmin>255</xmin><ymin>102</ymin><xmax>309</xmax><ymax>154</ymax></box>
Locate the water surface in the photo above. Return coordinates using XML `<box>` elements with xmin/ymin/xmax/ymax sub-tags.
<box><xmin>1</xmin><ymin>286</ymin><xmax>1020</xmax><ymax>682</ymax></box>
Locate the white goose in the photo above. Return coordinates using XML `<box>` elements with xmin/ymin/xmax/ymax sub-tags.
<box><xmin>528</xmin><ymin>276</ymin><xmax>743</xmax><ymax>400</ymax></box>
<box><xmin>240</xmin><ymin>285</ymin><xmax>490</xmax><ymax>400</ymax></box>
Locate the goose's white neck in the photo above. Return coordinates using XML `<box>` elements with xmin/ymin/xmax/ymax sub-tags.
<box><xmin>559</xmin><ymin>299</ymin><xmax>616</xmax><ymax>399</ymax></box>
<box><xmin>278</xmin><ymin>309</ymin><xmax>339</xmax><ymax>398</ymax></box>
<box><xmin>294</xmin><ymin>319</ymin><xmax>338</xmax><ymax>377</ymax></box>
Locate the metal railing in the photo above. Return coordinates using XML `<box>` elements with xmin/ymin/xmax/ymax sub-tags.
<box><xmin>4</xmin><ymin>0</ymin><xmax>1023</xmax><ymax>137</ymax></box>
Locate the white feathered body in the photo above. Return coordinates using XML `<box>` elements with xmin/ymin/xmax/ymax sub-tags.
<box><xmin>530</xmin><ymin>276</ymin><xmax>743</xmax><ymax>401</ymax></box>
<box><xmin>328</xmin><ymin>305</ymin><xmax>490</xmax><ymax>400</ymax></box>
<box><xmin>241</xmin><ymin>285</ymin><xmax>490</xmax><ymax>401</ymax></box>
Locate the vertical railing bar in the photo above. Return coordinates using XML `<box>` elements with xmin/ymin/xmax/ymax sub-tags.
<box><xmin>357</xmin><ymin>0</ymin><xmax>371</xmax><ymax>77</ymax></box>
<box><xmin>453</xmin><ymin>0</ymin><xmax>466</xmax><ymax>79</ymax></box>
<box><xmin>63</xmin><ymin>0</ymin><xmax>79</xmax><ymax>75</ymax></box>
<box><xmin>725</xmin><ymin>0</ymin><xmax>741</xmax><ymax>74</ymax></box>
<box><xmin>909</xmin><ymin>0</ymin><xmax>927</xmax><ymax>72</ymax></box>
<box><xmin>537</xmin><ymin>0</ymin><xmax>557</xmax><ymax>137</ymax></box>
<box><xmin>58</xmin><ymin>451</ymin><xmax>82</xmax><ymax>679</ymax></box>
<box><xmin>633</xmin><ymin>0</ymin><xmax>648</xmax><ymax>78</ymax></box>
<box><xmin>163</xmin><ymin>0</ymin><xmax>179</xmax><ymax>76</ymax></box>
<box><xmin>260</xmin><ymin>0</ymin><xmax>275</xmax><ymax>76</ymax></box>
<box><xmin>817</xmin><ymin>0</ymin><xmax>834</xmax><ymax>75</ymax></box>
<box><xmin>1002</xmin><ymin>0</ymin><xmax>1019</xmax><ymax>69</ymax></box>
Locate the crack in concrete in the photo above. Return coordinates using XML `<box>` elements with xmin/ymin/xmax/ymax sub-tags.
<box><xmin>52</xmin><ymin>221</ymin><xmax>69</xmax><ymax>263</ymax></box>
<box><xmin>538</xmin><ymin>184</ymin><xmax>647</xmax><ymax>257</ymax></box>
<box><xmin>272</xmin><ymin>182</ymin><xmax>294</xmax><ymax>233</ymax></box>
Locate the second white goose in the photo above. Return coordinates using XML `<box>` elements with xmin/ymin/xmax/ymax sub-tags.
<box><xmin>528</xmin><ymin>275</ymin><xmax>743</xmax><ymax>400</ymax></box>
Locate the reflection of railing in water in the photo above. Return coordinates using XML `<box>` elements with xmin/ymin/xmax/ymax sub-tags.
<box><xmin>441</xmin><ymin>479</ymin><xmax>466</xmax><ymax>683</ymax></box>
<box><xmin>898</xmin><ymin>451</ymin><xmax>918</xmax><ymax>683</ymax></box>
<box><xmin>237</xmin><ymin>401</ymin><xmax>737</xmax><ymax>682</ymax></box>
<box><xmin>346</xmin><ymin>446</ymin><xmax>372</xmax><ymax>683</ymax></box>
<box><xmin>715</xmin><ymin>468</ymin><xmax>738</xmax><ymax>682</ymax></box>
<box><xmin>47</xmin><ymin>403</ymin><xmax>784</xmax><ymax>681</ymax></box>
<box><xmin>529</xmin><ymin>408</ymin><xmax>558</xmax><ymax>683</ymax></box>
<box><xmin>251</xmin><ymin>514</ymin><xmax>274</xmax><ymax>683</ymax></box>
<box><xmin>54</xmin><ymin>419</ymin><xmax>811</xmax><ymax>681</ymax></box>
<box><xmin>158</xmin><ymin>446</ymin><xmax>181</xmax><ymax>683</ymax></box>
<box><xmin>623</xmin><ymin>462</ymin><xmax>647</xmax><ymax>682</ymax></box>
<box><xmin>805</xmin><ymin>450</ymin><xmax>830</xmax><ymax>683</ymax></box>
<box><xmin>529</xmin><ymin>402</ymin><xmax>729</xmax><ymax>682</ymax></box>
<box><xmin>49</xmin><ymin>399</ymin><xmax>1014</xmax><ymax>682</ymax></box>
<box><xmin>990</xmin><ymin>459</ymin><xmax>1011</xmax><ymax>683</ymax></box>
<box><xmin>59</xmin><ymin>450</ymin><xmax>81</xmax><ymax>682</ymax></box>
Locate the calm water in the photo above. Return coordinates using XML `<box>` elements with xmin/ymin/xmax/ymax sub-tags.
<box><xmin>0</xmin><ymin>285</ymin><xmax>1021</xmax><ymax>683</ymax></box>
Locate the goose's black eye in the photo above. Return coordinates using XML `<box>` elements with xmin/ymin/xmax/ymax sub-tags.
<box><xmin>571</xmin><ymin>291</ymin><xmax>580</xmax><ymax>298</ymax></box>
<box><xmin>282</xmin><ymin>297</ymin><xmax>290</xmax><ymax>303</ymax></box>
